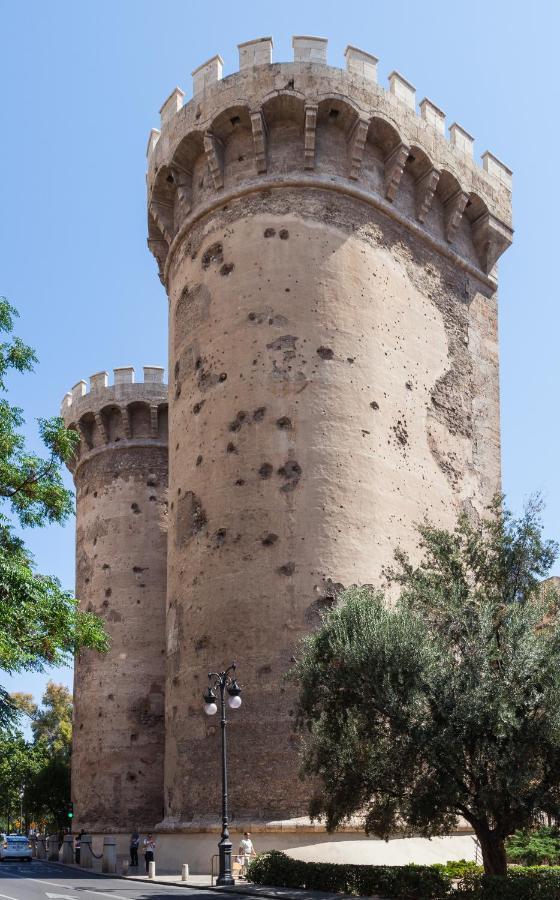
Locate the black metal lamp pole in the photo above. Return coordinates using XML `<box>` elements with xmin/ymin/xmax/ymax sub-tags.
<box><xmin>203</xmin><ymin>663</ymin><xmax>242</xmax><ymax>886</ymax></box>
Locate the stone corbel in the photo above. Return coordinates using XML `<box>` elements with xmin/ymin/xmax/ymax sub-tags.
<box><xmin>170</xmin><ymin>164</ymin><xmax>192</xmax><ymax>224</ymax></box>
<box><xmin>150</xmin><ymin>203</ymin><xmax>174</xmax><ymax>245</ymax></box>
<box><xmin>250</xmin><ymin>110</ymin><xmax>267</xmax><ymax>174</ymax></box>
<box><xmin>384</xmin><ymin>143</ymin><xmax>410</xmax><ymax>202</ymax></box>
<box><xmin>444</xmin><ymin>190</ymin><xmax>469</xmax><ymax>243</ymax></box>
<box><xmin>203</xmin><ymin>132</ymin><xmax>224</xmax><ymax>190</ymax></box>
<box><xmin>347</xmin><ymin>117</ymin><xmax>369</xmax><ymax>181</ymax></box>
<box><xmin>121</xmin><ymin>406</ymin><xmax>131</xmax><ymax>440</ymax></box>
<box><xmin>304</xmin><ymin>103</ymin><xmax>318</xmax><ymax>170</ymax></box>
<box><xmin>94</xmin><ymin>413</ymin><xmax>108</xmax><ymax>444</ymax></box>
<box><xmin>471</xmin><ymin>212</ymin><xmax>513</xmax><ymax>274</ymax></box>
<box><xmin>415</xmin><ymin>167</ymin><xmax>440</xmax><ymax>223</ymax></box>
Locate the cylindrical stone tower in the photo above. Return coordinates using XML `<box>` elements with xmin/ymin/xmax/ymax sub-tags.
<box><xmin>147</xmin><ymin>36</ymin><xmax>513</xmax><ymax>856</ymax></box>
<box><xmin>62</xmin><ymin>365</ymin><xmax>168</xmax><ymax>833</ymax></box>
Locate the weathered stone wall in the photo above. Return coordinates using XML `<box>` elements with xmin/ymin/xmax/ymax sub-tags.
<box><xmin>62</xmin><ymin>368</ymin><xmax>168</xmax><ymax>832</ymax></box>
<box><xmin>148</xmin><ymin>37</ymin><xmax>512</xmax><ymax>830</ymax></box>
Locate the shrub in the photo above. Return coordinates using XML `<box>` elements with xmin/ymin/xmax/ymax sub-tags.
<box><xmin>246</xmin><ymin>850</ymin><xmax>452</xmax><ymax>899</ymax></box>
<box><xmin>506</xmin><ymin>828</ymin><xmax>560</xmax><ymax>866</ymax></box>
<box><xmin>455</xmin><ymin>869</ymin><xmax>560</xmax><ymax>898</ymax></box>
<box><xmin>432</xmin><ymin>860</ymin><xmax>483</xmax><ymax>878</ymax></box>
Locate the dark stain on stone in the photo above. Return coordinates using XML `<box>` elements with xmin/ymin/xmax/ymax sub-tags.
<box><xmin>176</xmin><ymin>491</ymin><xmax>208</xmax><ymax>544</ymax></box>
<box><xmin>277</xmin><ymin>561</ymin><xmax>295</xmax><ymax>576</ymax></box>
<box><xmin>226</xmin><ymin>442</ymin><xmax>238</xmax><ymax>454</ymax></box>
<box><xmin>193</xmin><ymin>401</ymin><xmax>205</xmax><ymax>415</ymax></box>
<box><xmin>195</xmin><ymin>635</ymin><xmax>209</xmax><ymax>651</ymax></box>
<box><xmin>276</xmin><ymin>416</ymin><xmax>292</xmax><ymax>430</ymax></box>
<box><xmin>220</xmin><ymin>263</ymin><xmax>235</xmax><ymax>276</ymax></box>
<box><xmin>267</xmin><ymin>335</ymin><xmax>298</xmax><ymax>352</ymax></box>
<box><xmin>196</xmin><ymin>454</ymin><xmax>203</xmax><ymax>466</ymax></box>
<box><xmin>278</xmin><ymin>460</ymin><xmax>302</xmax><ymax>492</ymax></box>
<box><xmin>317</xmin><ymin>346</ymin><xmax>334</xmax><ymax>360</ymax></box>
<box><xmin>253</xmin><ymin>407</ymin><xmax>266</xmax><ymax>422</ymax></box>
<box><xmin>279</xmin><ymin>229</ymin><xmax>289</xmax><ymax>240</ymax></box>
<box><xmin>133</xmin><ymin>566</ymin><xmax>147</xmax><ymax>573</ymax></box>
<box><xmin>370</xmin><ymin>401</ymin><xmax>380</xmax><ymax>411</ymax></box>
<box><xmin>131</xmin><ymin>503</ymin><xmax>141</xmax><ymax>514</ymax></box>
<box><xmin>264</xmin><ymin>228</ymin><xmax>276</xmax><ymax>238</ymax></box>
<box><xmin>229</xmin><ymin>411</ymin><xmax>248</xmax><ymax>432</ymax></box>
<box><xmin>262</xmin><ymin>533</ymin><xmax>278</xmax><ymax>547</ymax></box>
<box><xmin>259</xmin><ymin>462</ymin><xmax>273</xmax><ymax>479</ymax></box>
<box><xmin>105</xmin><ymin>588</ymin><xmax>112</xmax><ymax>598</ymax></box>
<box><xmin>235</xmin><ymin>478</ymin><xmax>245</xmax><ymax>486</ymax></box>
<box><xmin>201</xmin><ymin>242</ymin><xmax>223</xmax><ymax>270</ymax></box>
<box><xmin>214</xmin><ymin>528</ymin><xmax>227</xmax><ymax>546</ymax></box>
<box><xmin>392</xmin><ymin>419</ymin><xmax>408</xmax><ymax>446</ymax></box>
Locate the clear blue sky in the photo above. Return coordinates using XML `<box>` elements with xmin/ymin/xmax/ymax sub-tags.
<box><xmin>1</xmin><ymin>0</ymin><xmax>558</xmax><ymax>709</ymax></box>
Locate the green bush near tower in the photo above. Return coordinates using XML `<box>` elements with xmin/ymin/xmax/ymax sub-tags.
<box><xmin>247</xmin><ymin>851</ymin><xmax>560</xmax><ymax>899</ymax></box>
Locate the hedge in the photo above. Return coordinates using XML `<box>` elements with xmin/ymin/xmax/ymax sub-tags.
<box><xmin>246</xmin><ymin>850</ymin><xmax>560</xmax><ymax>899</ymax></box>
<box><xmin>246</xmin><ymin>850</ymin><xmax>451</xmax><ymax>899</ymax></box>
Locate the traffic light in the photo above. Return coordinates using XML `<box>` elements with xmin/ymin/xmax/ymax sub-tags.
<box><xmin>67</xmin><ymin>802</ymin><xmax>74</xmax><ymax>820</ymax></box>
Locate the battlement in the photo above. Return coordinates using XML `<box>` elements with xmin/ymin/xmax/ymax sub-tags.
<box><xmin>146</xmin><ymin>35</ymin><xmax>513</xmax><ymax>286</ymax></box>
<box><xmin>61</xmin><ymin>366</ymin><xmax>168</xmax><ymax>468</ymax></box>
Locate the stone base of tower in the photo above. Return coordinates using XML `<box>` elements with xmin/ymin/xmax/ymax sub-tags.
<box><xmin>150</xmin><ymin>819</ymin><xmax>476</xmax><ymax>875</ymax></box>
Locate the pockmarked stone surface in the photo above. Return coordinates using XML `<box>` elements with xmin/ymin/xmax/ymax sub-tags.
<box><xmin>61</xmin><ymin>367</ymin><xmax>168</xmax><ymax>832</ymax></box>
<box><xmin>144</xmin><ymin>36</ymin><xmax>513</xmax><ymax>829</ymax></box>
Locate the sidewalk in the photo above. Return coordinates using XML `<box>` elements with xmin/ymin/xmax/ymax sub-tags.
<box><xmin>49</xmin><ymin>861</ymin><xmax>386</xmax><ymax>900</ymax></box>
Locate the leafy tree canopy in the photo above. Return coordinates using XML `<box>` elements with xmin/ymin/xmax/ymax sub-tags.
<box><xmin>293</xmin><ymin>498</ymin><xmax>560</xmax><ymax>876</ymax></box>
<box><xmin>0</xmin><ymin>298</ymin><xmax>107</xmax><ymax>724</ymax></box>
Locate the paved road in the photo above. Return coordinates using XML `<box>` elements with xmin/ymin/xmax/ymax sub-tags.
<box><xmin>0</xmin><ymin>861</ymin><xmax>228</xmax><ymax>900</ymax></box>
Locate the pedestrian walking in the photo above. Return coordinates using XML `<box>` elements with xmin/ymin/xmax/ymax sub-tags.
<box><xmin>143</xmin><ymin>833</ymin><xmax>156</xmax><ymax>874</ymax></box>
<box><xmin>237</xmin><ymin>831</ymin><xmax>256</xmax><ymax>878</ymax></box>
<box><xmin>129</xmin><ymin>830</ymin><xmax>140</xmax><ymax>867</ymax></box>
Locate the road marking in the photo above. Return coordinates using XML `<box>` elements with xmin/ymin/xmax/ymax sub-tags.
<box><xmin>1</xmin><ymin>874</ymin><xmax>131</xmax><ymax>900</ymax></box>
<box><xmin>45</xmin><ymin>894</ymin><xmax>79</xmax><ymax>899</ymax></box>
<box><xmin>0</xmin><ymin>892</ymin><xmax>23</xmax><ymax>900</ymax></box>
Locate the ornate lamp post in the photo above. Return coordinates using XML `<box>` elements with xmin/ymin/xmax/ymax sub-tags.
<box><xmin>203</xmin><ymin>662</ymin><xmax>242</xmax><ymax>886</ymax></box>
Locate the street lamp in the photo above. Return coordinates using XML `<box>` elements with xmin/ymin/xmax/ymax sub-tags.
<box><xmin>203</xmin><ymin>662</ymin><xmax>242</xmax><ymax>886</ymax></box>
<box><xmin>19</xmin><ymin>787</ymin><xmax>24</xmax><ymax>835</ymax></box>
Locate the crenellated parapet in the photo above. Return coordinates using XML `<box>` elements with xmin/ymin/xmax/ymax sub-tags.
<box><xmin>61</xmin><ymin>366</ymin><xmax>168</xmax><ymax>471</ymax></box>
<box><xmin>147</xmin><ymin>35</ymin><xmax>513</xmax><ymax>284</ymax></box>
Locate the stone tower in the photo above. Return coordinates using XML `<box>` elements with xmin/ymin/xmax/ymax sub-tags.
<box><xmin>61</xmin><ymin>366</ymin><xmax>168</xmax><ymax>832</ymax></box>
<box><xmin>147</xmin><ymin>35</ymin><xmax>512</xmax><ymax>852</ymax></box>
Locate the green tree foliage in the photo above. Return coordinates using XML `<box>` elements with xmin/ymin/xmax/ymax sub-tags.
<box><xmin>293</xmin><ymin>499</ymin><xmax>560</xmax><ymax>877</ymax></box>
<box><xmin>2</xmin><ymin>684</ymin><xmax>73</xmax><ymax>832</ymax></box>
<box><xmin>506</xmin><ymin>827</ymin><xmax>560</xmax><ymax>867</ymax></box>
<box><xmin>0</xmin><ymin>298</ymin><xmax>107</xmax><ymax>722</ymax></box>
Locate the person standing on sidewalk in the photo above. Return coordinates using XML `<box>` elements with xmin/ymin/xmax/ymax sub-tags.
<box><xmin>129</xmin><ymin>830</ymin><xmax>140</xmax><ymax>868</ymax></box>
<box><xmin>143</xmin><ymin>833</ymin><xmax>156</xmax><ymax>874</ymax></box>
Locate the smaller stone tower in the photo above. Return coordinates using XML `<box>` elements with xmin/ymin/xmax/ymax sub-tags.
<box><xmin>61</xmin><ymin>366</ymin><xmax>168</xmax><ymax>832</ymax></box>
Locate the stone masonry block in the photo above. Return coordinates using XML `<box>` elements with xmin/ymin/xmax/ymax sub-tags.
<box><xmin>192</xmin><ymin>55</ymin><xmax>223</xmax><ymax>96</ymax></box>
<box><xmin>159</xmin><ymin>88</ymin><xmax>185</xmax><ymax>126</ymax></box>
<box><xmin>344</xmin><ymin>45</ymin><xmax>378</xmax><ymax>82</ymax></box>
<box><xmin>146</xmin><ymin>128</ymin><xmax>161</xmax><ymax>158</ymax></box>
<box><xmin>450</xmin><ymin>123</ymin><xmax>474</xmax><ymax>157</ymax></box>
<box><xmin>419</xmin><ymin>98</ymin><xmax>446</xmax><ymax>136</ymax></box>
<box><xmin>113</xmin><ymin>366</ymin><xmax>135</xmax><ymax>384</ymax></box>
<box><xmin>90</xmin><ymin>371</ymin><xmax>109</xmax><ymax>392</ymax></box>
<box><xmin>292</xmin><ymin>36</ymin><xmax>328</xmax><ymax>64</ymax></box>
<box><xmin>388</xmin><ymin>71</ymin><xmax>416</xmax><ymax>110</ymax></box>
<box><xmin>72</xmin><ymin>381</ymin><xmax>87</xmax><ymax>404</ymax></box>
<box><xmin>143</xmin><ymin>365</ymin><xmax>165</xmax><ymax>384</ymax></box>
<box><xmin>238</xmin><ymin>37</ymin><xmax>273</xmax><ymax>69</ymax></box>
<box><xmin>482</xmin><ymin>151</ymin><xmax>513</xmax><ymax>190</ymax></box>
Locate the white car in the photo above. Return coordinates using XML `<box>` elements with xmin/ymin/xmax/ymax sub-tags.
<box><xmin>0</xmin><ymin>834</ymin><xmax>33</xmax><ymax>861</ymax></box>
